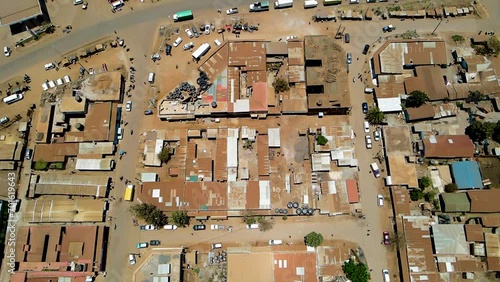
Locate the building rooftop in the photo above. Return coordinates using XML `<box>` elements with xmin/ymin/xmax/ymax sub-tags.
<box><xmin>432</xmin><ymin>224</ymin><xmax>468</xmax><ymax>255</ymax></box>
<box><xmin>373</xmin><ymin>40</ymin><xmax>448</xmax><ymax>74</ymax></box>
<box><xmin>273</xmin><ymin>252</ymin><xmax>317</xmax><ymax>282</ymax></box>
<box><xmin>227</xmin><ymin>252</ymin><xmax>273</xmax><ymax>282</ymax></box>
<box><xmin>22</xmin><ymin>197</ymin><xmax>105</xmax><ymax>223</ymax></box>
<box><xmin>33</xmin><ymin>143</ymin><xmax>79</xmax><ymax>162</ymax></box>
<box><xmin>384</xmin><ymin>126</ymin><xmax>412</xmax><ymax>156</ymax></box>
<box><xmin>376</xmin><ymin>75</ymin><xmax>406</xmax><ymax>98</ymax></box>
<box><xmin>387</xmin><ymin>155</ymin><xmax>418</xmax><ymax>188</ymax></box>
<box><xmin>0</xmin><ymin>142</ymin><xmax>21</xmax><ymax>161</ymax></box>
<box><xmin>451</xmin><ymin>161</ymin><xmax>483</xmax><ymax>190</ymax></box>
<box><xmin>83</xmin><ymin>102</ymin><xmax>113</xmax><ymax>142</ymax></box>
<box><xmin>0</xmin><ymin>0</ymin><xmax>42</xmax><ymax>26</ymax></box>
<box><xmin>439</xmin><ymin>193</ymin><xmax>471</xmax><ymax>213</ymax></box>
<box><xmin>464</xmin><ymin>224</ymin><xmax>484</xmax><ymax>242</ymax></box>
<box><xmin>404</xmin><ymin>66</ymin><xmax>449</xmax><ymax>100</ymax></box>
<box><xmin>265</xmin><ymin>42</ymin><xmax>288</xmax><ymax>56</ymax></box>
<box><xmin>468</xmin><ymin>190</ymin><xmax>500</xmax><ymax>213</ymax></box>
<box><xmin>33</xmin><ymin>174</ymin><xmax>109</xmax><ymax>198</ymax></box>
<box><xmin>423</xmin><ymin>135</ymin><xmax>475</xmax><ymax>158</ymax></box>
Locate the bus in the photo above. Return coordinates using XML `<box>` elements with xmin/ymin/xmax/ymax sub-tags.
<box><xmin>323</xmin><ymin>0</ymin><xmax>341</xmax><ymax>5</ymax></box>
<box><xmin>124</xmin><ymin>185</ymin><xmax>134</xmax><ymax>201</ymax></box>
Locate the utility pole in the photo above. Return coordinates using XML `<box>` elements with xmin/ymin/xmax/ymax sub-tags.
<box><xmin>431</xmin><ymin>18</ymin><xmax>444</xmax><ymax>36</ymax></box>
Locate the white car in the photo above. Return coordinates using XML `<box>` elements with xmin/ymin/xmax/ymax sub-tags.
<box><xmin>363</xmin><ymin>121</ymin><xmax>370</xmax><ymax>133</ymax></box>
<box><xmin>269</xmin><ymin>240</ymin><xmax>283</xmax><ymax>245</ymax></box>
<box><xmin>286</xmin><ymin>36</ymin><xmax>298</xmax><ymax>41</ymax></box>
<box><xmin>365</xmin><ymin>135</ymin><xmax>372</xmax><ymax>149</ymax></box>
<box><xmin>140</xmin><ymin>224</ymin><xmax>155</xmax><ymax>230</ymax></box>
<box><xmin>56</xmin><ymin>78</ymin><xmax>64</xmax><ymax>86</ymax></box>
<box><xmin>126</xmin><ymin>101</ymin><xmax>132</xmax><ymax>112</ymax></box>
<box><xmin>42</xmin><ymin>83</ymin><xmax>49</xmax><ymax>91</ymax></box>
<box><xmin>63</xmin><ymin>75</ymin><xmax>71</xmax><ymax>83</ymax></box>
<box><xmin>163</xmin><ymin>224</ymin><xmax>178</xmax><ymax>230</ymax></box>
<box><xmin>246</xmin><ymin>224</ymin><xmax>259</xmax><ymax>229</ymax></box>
<box><xmin>173</xmin><ymin>37</ymin><xmax>183</xmax><ymax>47</ymax></box>
<box><xmin>205</xmin><ymin>24</ymin><xmax>210</xmax><ymax>35</ymax></box>
<box><xmin>183</xmin><ymin>42</ymin><xmax>194</xmax><ymax>51</ymax></box>
<box><xmin>211</xmin><ymin>243</ymin><xmax>223</xmax><ymax>249</ymax></box>
<box><xmin>226</xmin><ymin>8</ymin><xmax>238</xmax><ymax>15</ymax></box>
<box><xmin>44</xmin><ymin>63</ymin><xmax>56</xmax><ymax>71</ymax></box>
<box><xmin>185</xmin><ymin>28</ymin><xmax>194</xmax><ymax>38</ymax></box>
<box><xmin>129</xmin><ymin>254</ymin><xmax>136</xmax><ymax>265</ymax></box>
<box><xmin>374</xmin><ymin>130</ymin><xmax>380</xmax><ymax>141</ymax></box>
<box><xmin>4</xmin><ymin>46</ymin><xmax>11</xmax><ymax>57</ymax></box>
<box><xmin>377</xmin><ymin>194</ymin><xmax>384</xmax><ymax>207</ymax></box>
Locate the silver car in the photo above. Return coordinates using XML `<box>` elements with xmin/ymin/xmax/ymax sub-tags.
<box><xmin>185</xmin><ymin>28</ymin><xmax>193</xmax><ymax>38</ymax></box>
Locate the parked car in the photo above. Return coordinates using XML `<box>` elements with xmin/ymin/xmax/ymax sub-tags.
<box><xmin>211</xmin><ymin>243</ymin><xmax>223</xmax><ymax>249</ymax></box>
<box><xmin>140</xmin><ymin>224</ymin><xmax>155</xmax><ymax>231</ymax></box>
<box><xmin>126</xmin><ymin>101</ymin><xmax>132</xmax><ymax>112</ymax></box>
<box><xmin>193</xmin><ymin>224</ymin><xmax>206</xmax><ymax>231</ymax></box>
<box><xmin>192</xmin><ymin>27</ymin><xmax>199</xmax><ymax>38</ymax></box>
<box><xmin>344</xmin><ymin>33</ymin><xmax>350</xmax><ymax>43</ymax></box>
<box><xmin>269</xmin><ymin>240</ymin><xmax>283</xmax><ymax>245</ymax></box>
<box><xmin>144</xmin><ymin>109</ymin><xmax>153</xmax><ymax>115</ymax></box>
<box><xmin>363</xmin><ymin>121</ymin><xmax>370</xmax><ymax>133</ymax></box>
<box><xmin>4</xmin><ymin>46</ymin><xmax>11</xmax><ymax>57</ymax></box>
<box><xmin>44</xmin><ymin>63</ymin><xmax>56</xmax><ymax>71</ymax></box>
<box><xmin>163</xmin><ymin>224</ymin><xmax>178</xmax><ymax>230</ymax></box>
<box><xmin>150</xmin><ymin>240</ymin><xmax>161</xmax><ymax>246</ymax></box>
<box><xmin>0</xmin><ymin>117</ymin><xmax>9</xmax><ymax>125</ymax></box>
<box><xmin>362</xmin><ymin>102</ymin><xmax>368</xmax><ymax>114</ymax></box>
<box><xmin>383</xmin><ymin>232</ymin><xmax>390</xmax><ymax>245</ymax></box>
<box><xmin>183</xmin><ymin>42</ymin><xmax>194</xmax><ymax>51</ymax></box>
<box><xmin>165</xmin><ymin>44</ymin><xmax>172</xmax><ymax>56</ymax></box>
<box><xmin>374</xmin><ymin>130</ymin><xmax>380</xmax><ymax>141</ymax></box>
<box><xmin>347</xmin><ymin>53</ymin><xmax>352</xmax><ymax>64</ymax></box>
<box><xmin>377</xmin><ymin>194</ymin><xmax>384</xmax><ymax>207</ymax></box>
<box><xmin>382</xmin><ymin>25</ymin><xmax>395</xmax><ymax>32</ymax></box>
<box><xmin>205</xmin><ymin>24</ymin><xmax>211</xmax><ymax>35</ymax></box>
<box><xmin>246</xmin><ymin>224</ymin><xmax>259</xmax><ymax>229</ymax></box>
<box><xmin>362</xmin><ymin>44</ymin><xmax>370</xmax><ymax>55</ymax></box>
<box><xmin>136</xmin><ymin>242</ymin><xmax>148</xmax><ymax>249</ymax></box>
<box><xmin>173</xmin><ymin>37</ymin><xmax>183</xmax><ymax>47</ymax></box>
<box><xmin>365</xmin><ymin>135</ymin><xmax>372</xmax><ymax>149</ymax></box>
<box><xmin>226</xmin><ymin>8</ymin><xmax>238</xmax><ymax>15</ymax></box>
<box><xmin>211</xmin><ymin>224</ymin><xmax>225</xmax><ymax>230</ymax></box>
<box><xmin>185</xmin><ymin>28</ymin><xmax>193</xmax><ymax>38</ymax></box>
<box><xmin>129</xmin><ymin>254</ymin><xmax>136</xmax><ymax>265</ymax></box>
<box><xmin>82</xmin><ymin>2</ymin><xmax>88</xmax><ymax>9</ymax></box>
<box><xmin>25</xmin><ymin>148</ymin><xmax>33</xmax><ymax>160</ymax></box>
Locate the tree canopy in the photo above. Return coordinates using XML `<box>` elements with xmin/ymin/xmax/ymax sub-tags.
<box><xmin>316</xmin><ymin>135</ymin><xmax>328</xmax><ymax>145</ymax></box>
<box><xmin>418</xmin><ymin>176</ymin><xmax>432</xmax><ymax>189</ymax></box>
<box><xmin>304</xmin><ymin>231</ymin><xmax>324</xmax><ymax>247</ymax></box>
<box><xmin>272</xmin><ymin>77</ymin><xmax>290</xmax><ymax>93</ymax></box>
<box><xmin>467</xmin><ymin>90</ymin><xmax>486</xmax><ymax>103</ymax></box>
<box><xmin>157</xmin><ymin>147</ymin><xmax>172</xmax><ymax>163</ymax></box>
<box><xmin>451</xmin><ymin>34</ymin><xmax>464</xmax><ymax>43</ymax></box>
<box><xmin>129</xmin><ymin>203</ymin><xmax>168</xmax><ymax>228</ymax></box>
<box><xmin>405</xmin><ymin>90</ymin><xmax>429</xmax><ymax>108</ymax></box>
<box><xmin>365</xmin><ymin>106</ymin><xmax>385</xmax><ymax>125</ymax></box>
<box><xmin>342</xmin><ymin>259</ymin><xmax>371</xmax><ymax>282</ymax></box>
<box><xmin>169</xmin><ymin>210</ymin><xmax>190</xmax><ymax>227</ymax></box>
<box><xmin>410</xmin><ymin>189</ymin><xmax>424</xmax><ymax>201</ymax></box>
<box><xmin>465</xmin><ymin>120</ymin><xmax>497</xmax><ymax>142</ymax></box>
<box><xmin>444</xmin><ymin>183</ymin><xmax>458</xmax><ymax>193</ymax></box>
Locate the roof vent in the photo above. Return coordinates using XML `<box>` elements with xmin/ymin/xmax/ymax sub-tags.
<box><xmin>448</xmin><ymin>139</ymin><xmax>454</xmax><ymax>144</ymax></box>
<box><xmin>429</xmin><ymin>135</ymin><xmax>437</xmax><ymax>144</ymax></box>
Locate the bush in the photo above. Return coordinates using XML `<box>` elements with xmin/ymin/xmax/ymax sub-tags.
<box><xmin>418</xmin><ymin>176</ymin><xmax>432</xmax><ymax>189</ymax></box>
<box><xmin>304</xmin><ymin>231</ymin><xmax>324</xmax><ymax>247</ymax></box>
<box><xmin>272</xmin><ymin>77</ymin><xmax>289</xmax><ymax>93</ymax></box>
<box><xmin>258</xmin><ymin>217</ymin><xmax>274</xmax><ymax>232</ymax></box>
<box><xmin>242</xmin><ymin>212</ymin><xmax>257</xmax><ymax>225</ymax></box>
<box><xmin>444</xmin><ymin>183</ymin><xmax>458</xmax><ymax>193</ymax></box>
<box><xmin>34</xmin><ymin>160</ymin><xmax>48</xmax><ymax>170</ymax></box>
<box><xmin>157</xmin><ymin>147</ymin><xmax>172</xmax><ymax>163</ymax></box>
<box><xmin>316</xmin><ymin>135</ymin><xmax>328</xmax><ymax>145</ymax></box>
<box><xmin>452</xmin><ymin>34</ymin><xmax>464</xmax><ymax>42</ymax></box>
<box><xmin>410</xmin><ymin>189</ymin><xmax>424</xmax><ymax>201</ymax></box>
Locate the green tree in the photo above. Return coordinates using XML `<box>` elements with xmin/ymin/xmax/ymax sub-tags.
<box><xmin>304</xmin><ymin>231</ymin><xmax>324</xmax><ymax>247</ymax></box>
<box><xmin>272</xmin><ymin>77</ymin><xmax>289</xmax><ymax>93</ymax></box>
<box><xmin>34</xmin><ymin>160</ymin><xmax>48</xmax><ymax>170</ymax></box>
<box><xmin>316</xmin><ymin>135</ymin><xmax>328</xmax><ymax>145</ymax></box>
<box><xmin>257</xmin><ymin>217</ymin><xmax>274</xmax><ymax>232</ymax></box>
<box><xmin>465</xmin><ymin>120</ymin><xmax>495</xmax><ymax>142</ymax></box>
<box><xmin>424</xmin><ymin>190</ymin><xmax>437</xmax><ymax>202</ymax></box>
<box><xmin>486</xmin><ymin>36</ymin><xmax>500</xmax><ymax>56</ymax></box>
<box><xmin>242</xmin><ymin>212</ymin><xmax>257</xmax><ymax>225</ymax></box>
<box><xmin>493</xmin><ymin>121</ymin><xmax>500</xmax><ymax>143</ymax></box>
<box><xmin>365</xmin><ymin>106</ymin><xmax>385</xmax><ymax>125</ymax></box>
<box><xmin>418</xmin><ymin>176</ymin><xmax>432</xmax><ymax>189</ymax></box>
<box><xmin>169</xmin><ymin>210</ymin><xmax>190</xmax><ymax>227</ymax></box>
<box><xmin>405</xmin><ymin>90</ymin><xmax>429</xmax><ymax>108</ymax></box>
<box><xmin>129</xmin><ymin>203</ymin><xmax>168</xmax><ymax>228</ymax></box>
<box><xmin>157</xmin><ymin>147</ymin><xmax>172</xmax><ymax>163</ymax></box>
<box><xmin>342</xmin><ymin>259</ymin><xmax>371</xmax><ymax>282</ymax></box>
<box><xmin>467</xmin><ymin>90</ymin><xmax>486</xmax><ymax>103</ymax></box>
<box><xmin>444</xmin><ymin>183</ymin><xmax>458</xmax><ymax>193</ymax></box>
<box><xmin>410</xmin><ymin>189</ymin><xmax>424</xmax><ymax>201</ymax></box>
<box><xmin>451</xmin><ymin>34</ymin><xmax>464</xmax><ymax>43</ymax></box>
<box><xmin>389</xmin><ymin>232</ymin><xmax>406</xmax><ymax>251</ymax></box>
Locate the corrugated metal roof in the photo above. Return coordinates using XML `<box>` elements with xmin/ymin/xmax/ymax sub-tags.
<box><xmin>268</xmin><ymin>128</ymin><xmax>281</xmax><ymax>147</ymax></box>
<box><xmin>451</xmin><ymin>161</ymin><xmax>483</xmax><ymax>189</ymax></box>
<box><xmin>468</xmin><ymin>190</ymin><xmax>500</xmax><ymax>213</ymax></box>
<box><xmin>432</xmin><ymin>224</ymin><xmax>468</xmax><ymax>255</ymax></box>
<box><xmin>439</xmin><ymin>193</ymin><xmax>471</xmax><ymax>212</ymax></box>
<box><xmin>346</xmin><ymin>179</ymin><xmax>358</xmax><ymax>203</ymax></box>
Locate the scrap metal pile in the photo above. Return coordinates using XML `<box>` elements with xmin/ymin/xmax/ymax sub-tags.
<box><xmin>166</xmin><ymin>71</ymin><xmax>211</xmax><ymax>102</ymax></box>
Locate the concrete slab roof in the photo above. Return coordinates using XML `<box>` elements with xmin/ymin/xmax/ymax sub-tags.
<box><xmin>227</xmin><ymin>252</ymin><xmax>273</xmax><ymax>282</ymax></box>
<box><xmin>387</xmin><ymin>155</ymin><xmax>418</xmax><ymax>188</ymax></box>
<box><xmin>384</xmin><ymin>126</ymin><xmax>412</xmax><ymax>156</ymax></box>
<box><xmin>0</xmin><ymin>0</ymin><xmax>42</xmax><ymax>26</ymax></box>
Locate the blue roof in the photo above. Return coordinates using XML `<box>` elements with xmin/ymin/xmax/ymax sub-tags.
<box><xmin>451</xmin><ymin>161</ymin><xmax>483</xmax><ymax>190</ymax></box>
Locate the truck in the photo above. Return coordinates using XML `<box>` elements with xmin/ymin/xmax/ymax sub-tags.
<box><xmin>249</xmin><ymin>1</ymin><xmax>270</xmax><ymax>12</ymax></box>
<box><xmin>304</xmin><ymin>0</ymin><xmax>318</xmax><ymax>8</ymax></box>
<box><xmin>173</xmin><ymin>10</ymin><xmax>193</xmax><ymax>22</ymax></box>
<box><xmin>323</xmin><ymin>0</ymin><xmax>341</xmax><ymax>5</ymax></box>
<box><xmin>192</xmin><ymin>43</ymin><xmax>211</xmax><ymax>60</ymax></box>
<box><xmin>210</xmin><ymin>224</ymin><xmax>226</xmax><ymax>230</ymax></box>
<box><xmin>124</xmin><ymin>185</ymin><xmax>134</xmax><ymax>201</ymax></box>
<box><xmin>275</xmin><ymin>0</ymin><xmax>293</xmax><ymax>9</ymax></box>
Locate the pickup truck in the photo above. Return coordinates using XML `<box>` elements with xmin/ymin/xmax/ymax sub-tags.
<box><xmin>210</xmin><ymin>224</ymin><xmax>225</xmax><ymax>230</ymax></box>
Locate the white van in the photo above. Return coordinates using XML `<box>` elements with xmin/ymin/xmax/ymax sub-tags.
<box><xmin>3</xmin><ymin>94</ymin><xmax>23</xmax><ymax>104</ymax></box>
<box><xmin>42</xmin><ymin>83</ymin><xmax>49</xmax><ymax>91</ymax></box>
<box><xmin>370</xmin><ymin>162</ymin><xmax>380</xmax><ymax>178</ymax></box>
<box><xmin>364</xmin><ymin>87</ymin><xmax>374</xmax><ymax>94</ymax></box>
<box><xmin>111</xmin><ymin>0</ymin><xmax>124</xmax><ymax>9</ymax></box>
<box><xmin>148</xmin><ymin>72</ymin><xmax>155</xmax><ymax>84</ymax></box>
<box><xmin>63</xmin><ymin>75</ymin><xmax>71</xmax><ymax>83</ymax></box>
<box><xmin>246</xmin><ymin>224</ymin><xmax>259</xmax><ymax>229</ymax></box>
<box><xmin>48</xmin><ymin>80</ymin><xmax>56</xmax><ymax>88</ymax></box>
<box><xmin>363</xmin><ymin>121</ymin><xmax>370</xmax><ymax>133</ymax></box>
<box><xmin>56</xmin><ymin>78</ymin><xmax>64</xmax><ymax>86</ymax></box>
<box><xmin>44</xmin><ymin>63</ymin><xmax>56</xmax><ymax>71</ymax></box>
<box><xmin>382</xmin><ymin>269</ymin><xmax>390</xmax><ymax>282</ymax></box>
